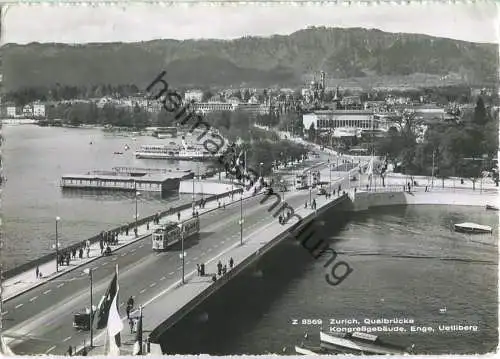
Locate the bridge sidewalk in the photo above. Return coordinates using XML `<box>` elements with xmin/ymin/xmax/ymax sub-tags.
<box><xmin>85</xmin><ymin>191</ymin><xmax>339</xmax><ymax>355</ymax></box>
<box><xmin>2</xmin><ymin>191</ymin><xmax>255</xmax><ymax>302</ymax></box>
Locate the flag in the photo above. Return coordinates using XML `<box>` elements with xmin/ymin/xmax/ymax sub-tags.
<box><xmin>95</xmin><ymin>270</ymin><xmax>118</xmax><ymax>330</ymax></box>
<box><xmin>0</xmin><ymin>336</ymin><xmax>15</xmax><ymax>356</ymax></box>
<box><xmin>106</xmin><ymin>282</ymin><xmax>123</xmax><ymax>356</ymax></box>
<box><xmin>132</xmin><ymin>307</ymin><xmax>143</xmax><ymax>355</ymax></box>
<box><xmin>95</xmin><ymin>266</ymin><xmax>123</xmax><ymax>356</ymax></box>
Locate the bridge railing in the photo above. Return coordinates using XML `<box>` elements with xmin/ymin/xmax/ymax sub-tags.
<box><xmin>352</xmin><ymin>183</ymin><xmax>498</xmax><ymax>194</ymax></box>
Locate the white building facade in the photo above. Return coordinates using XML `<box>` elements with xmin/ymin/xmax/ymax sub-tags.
<box><xmin>303</xmin><ymin>110</ymin><xmax>378</xmax><ymax>132</ymax></box>
<box><xmin>184</xmin><ymin>90</ymin><xmax>204</xmax><ymax>103</ymax></box>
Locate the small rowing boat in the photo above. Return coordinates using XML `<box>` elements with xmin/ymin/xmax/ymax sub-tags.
<box><xmin>485</xmin><ymin>204</ymin><xmax>499</xmax><ymax>211</ymax></box>
<box><xmin>454</xmin><ymin>222</ymin><xmax>493</xmax><ymax>234</ymax></box>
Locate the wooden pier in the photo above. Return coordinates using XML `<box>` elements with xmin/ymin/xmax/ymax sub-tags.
<box><xmin>60</xmin><ymin>169</ymin><xmax>193</xmax><ymax>193</ymax></box>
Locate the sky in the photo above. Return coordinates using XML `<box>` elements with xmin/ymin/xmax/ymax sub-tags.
<box><xmin>1</xmin><ymin>0</ymin><xmax>499</xmax><ymax>44</ymax></box>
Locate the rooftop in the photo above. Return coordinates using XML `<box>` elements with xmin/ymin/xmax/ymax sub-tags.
<box><xmin>62</xmin><ymin>171</ymin><xmax>189</xmax><ymax>182</ymax></box>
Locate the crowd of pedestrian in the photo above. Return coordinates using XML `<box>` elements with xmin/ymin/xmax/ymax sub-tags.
<box><xmin>99</xmin><ymin>231</ymin><xmax>119</xmax><ymax>255</ymax></box>
<box><xmin>196</xmin><ymin>257</ymin><xmax>235</xmax><ymax>283</ymax></box>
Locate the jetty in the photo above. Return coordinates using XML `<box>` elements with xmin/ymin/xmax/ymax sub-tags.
<box><xmin>60</xmin><ymin>168</ymin><xmax>193</xmax><ymax>193</ymax></box>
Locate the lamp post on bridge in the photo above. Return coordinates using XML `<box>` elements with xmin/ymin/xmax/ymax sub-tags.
<box><xmin>308</xmin><ymin>171</ymin><xmax>312</xmax><ymax>206</ymax></box>
<box><xmin>328</xmin><ymin>158</ymin><xmax>332</xmax><ymax>194</ymax></box>
<box><xmin>239</xmin><ymin>191</ymin><xmax>244</xmax><ymax>246</ymax></box>
<box><xmin>259</xmin><ymin>162</ymin><xmax>264</xmax><ymax>178</ymax></box>
<box><xmin>180</xmin><ymin>241</ymin><xmax>187</xmax><ymax>284</ymax></box>
<box><xmin>83</xmin><ymin>267</ymin><xmax>94</xmax><ymax>348</ymax></box>
<box><xmin>135</xmin><ymin>184</ymin><xmax>141</xmax><ymax>237</ymax></box>
<box><xmin>55</xmin><ymin>216</ymin><xmax>61</xmax><ymax>272</ymax></box>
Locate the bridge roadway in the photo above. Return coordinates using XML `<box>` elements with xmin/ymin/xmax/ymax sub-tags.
<box><xmin>3</xmin><ymin>170</ymin><xmax>353</xmax><ymax>356</ymax></box>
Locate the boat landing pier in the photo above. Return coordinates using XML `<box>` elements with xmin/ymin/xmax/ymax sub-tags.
<box><xmin>60</xmin><ymin>170</ymin><xmax>192</xmax><ymax>193</ymax></box>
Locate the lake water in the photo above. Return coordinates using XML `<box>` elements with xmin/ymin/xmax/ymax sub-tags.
<box><xmin>159</xmin><ymin>205</ymin><xmax>498</xmax><ymax>355</ymax></box>
<box><xmin>0</xmin><ymin>125</ymin><xmax>211</xmax><ymax>269</ymax></box>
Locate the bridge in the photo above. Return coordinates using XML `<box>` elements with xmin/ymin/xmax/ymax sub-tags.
<box><xmin>2</xmin><ymin>159</ymin><xmax>497</xmax><ymax>356</ymax></box>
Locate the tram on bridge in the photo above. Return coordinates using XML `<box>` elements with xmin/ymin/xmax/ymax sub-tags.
<box><xmin>152</xmin><ymin>217</ymin><xmax>200</xmax><ymax>251</ymax></box>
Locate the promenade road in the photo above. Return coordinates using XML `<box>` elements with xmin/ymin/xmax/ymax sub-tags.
<box><xmin>3</xmin><ymin>176</ymin><xmax>351</xmax><ymax>356</ymax></box>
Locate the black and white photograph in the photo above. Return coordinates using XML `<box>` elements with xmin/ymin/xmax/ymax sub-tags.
<box><xmin>0</xmin><ymin>0</ymin><xmax>498</xmax><ymax>356</ymax></box>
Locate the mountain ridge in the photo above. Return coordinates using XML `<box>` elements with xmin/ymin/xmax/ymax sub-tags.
<box><xmin>1</xmin><ymin>27</ymin><xmax>498</xmax><ymax>90</ymax></box>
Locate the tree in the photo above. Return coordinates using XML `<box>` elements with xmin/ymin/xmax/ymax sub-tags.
<box><xmin>308</xmin><ymin>123</ymin><xmax>316</xmax><ymax>142</ymax></box>
<box><xmin>473</xmin><ymin>97</ymin><xmax>488</xmax><ymax>126</ymax></box>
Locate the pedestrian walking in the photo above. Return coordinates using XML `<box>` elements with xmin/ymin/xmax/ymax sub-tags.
<box><xmin>197</xmin><ymin>264</ymin><xmax>201</xmax><ymax>276</ymax></box>
<box><xmin>222</xmin><ymin>265</ymin><xmax>227</xmax><ymax>275</ymax></box>
<box><xmin>86</xmin><ymin>247</ymin><xmax>90</xmax><ymax>258</ymax></box>
<box><xmin>126</xmin><ymin>227</ymin><xmax>129</xmax><ymax>236</ymax></box>
<box><xmin>79</xmin><ymin>248</ymin><xmax>83</xmax><ymax>259</ymax></box>
<box><xmin>35</xmin><ymin>265</ymin><xmax>40</xmax><ymax>279</ymax></box>
<box><xmin>67</xmin><ymin>345</ymin><xmax>73</xmax><ymax>356</ymax></box>
<box><xmin>217</xmin><ymin>261</ymin><xmax>222</xmax><ymax>276</ymax></box>
<box><xmin>72</xmin><ymin>248</ymin><xmax>76</xmax><ymax>259</ymax></box>
<box><xmin>126</xmin><ymin>296</ymin><xmax>134</xmax><ymax>319</ymax></box>
<box><xmin>100</xmin><ymin>240</ymin><xmax>104</xmax><ymax>254</ymax></box>
<box><xmin>229</xmin><ymin>258</ymin><xmax>234</xmax><ymax>269</ymax></box>
<box><xmin>129</xmin><ymin>318</ymin><xmax>134</xmax><ymax>334</ymax></box>
<box><xmin>177</xmin><ymin>212</ymin><xmax>181</xmax><ymax>221</ymax></box>
<box><xmin>66</xmin><ymin>255</ymin><xmax>70</xmax><ymax>266</ymax></box>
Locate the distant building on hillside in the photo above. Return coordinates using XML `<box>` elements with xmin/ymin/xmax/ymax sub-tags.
<box><xmin>33</xmin><ymin>101</ymin><xmax>46</xmax><ymax>117</ymax></box>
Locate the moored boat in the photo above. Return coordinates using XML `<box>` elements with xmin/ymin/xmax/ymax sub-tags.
<box><xmin>454</xmin><ymin>222</ymin><xmax>493</xmax><ymax>234</ymax></box>
<box><xmin>320</xmin><ymin>331</ymin><xmax>410</xmax><ymax>355</ymax></box>
<box><xmin>485</xmin><ymin>204</ymin><xmax>499</xmax><ymax>211</ymax></box>
<box><xmin>295</xmin><ymin>345</ymin><xmax>331</xmax><ymax>355</ymax></box>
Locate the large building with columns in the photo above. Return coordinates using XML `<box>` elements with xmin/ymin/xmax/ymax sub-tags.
<box><xmin>303</xmin><ymin>110</ymin><xmax>383</xmax><ymax>133</ymax></box>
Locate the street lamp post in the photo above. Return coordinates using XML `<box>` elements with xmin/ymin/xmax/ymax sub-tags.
<box><xmin>328</xmin><ymin>159</ymin><xmax>332</xmax><ymax>194</ymax></box>
<box><xmin>281</xmin><ymin>179</ymin><xmax>285</xmax><ymax>202</ymax></box>
<box><xmin>239</xmin><ymin>192</ymin><xmax>243</xmax><ymax>246</ymax></box>
<box><xmin>180</xmin><ymin>236</ymin><xmax>186</xmax><ymax>284</ymax></box>
<box><xmin>135</xmin><ymin>186</ymin><xmax>140</xmax><ymax>238</ymax></box>
<box><xmin>309</xmin><ymin>171</ymin><xmax>312</xmax><ymax>206</ymax></box>
<box><xmin>55</xmin><ymin>216</ymin><xmax>60</xmax><ymax>272</ymax></box>
<box><xmin>83</xmin><ymin>268</ymin><xmax>94</xmax><ymax>347</ymax></box>
<box><xmin>431</xmin><ymin>149</ymin><xmax>436</xmax><ymax>188</ymax></box>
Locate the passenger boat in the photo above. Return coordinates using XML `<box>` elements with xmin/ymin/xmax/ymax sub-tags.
<box><xmin>319</xmin><ymin>331</ymin><xmax>410</xmax><ymax>355</ymax></box>
<box><xmin>485</xmin><ymin>204</ymin><xmax>499</xmax><ymax>211</ymax></box>
<box><xmin>152</xmin><ymin>217</ymin><xmax>200</xmax><ymax>251</ymax></box>
<box><xmin>134</xmin><ymin>143</ymin><xmax>219</xmax><ymax>161</ymax></box>
<box><xmin>454</xmin><ymin>222</ymin><xmax>493</xmax><ymax>234</ymax></box>
<box><xmin>294</xmin><ymin>345</ymin><xmax>331</xmax><ymax>355</ymax></box>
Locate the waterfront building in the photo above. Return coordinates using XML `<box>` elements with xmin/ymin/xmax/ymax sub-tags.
<box><xmin>303</xmin><ymin>110</ymin><xmax>378</xmax><ymax>132</ymax></box>
<box><xmin>33</xmin><ymin>101</ymin><xmax>46</xmax><ymax>117</ymax></box>
<box><xmin>193</xmin><ymin>101</ymin><xmax>235</xmax><ymax>114</ymax></box>
<box><xmin>184</xmin><ymin>90</ymin><xmax>204</xmax><ymax>103</ymax></box>
<box><xmin>6</xmin><ymin>105</ymin><xmax>17</xmax><ymax>118</ymax></box>
<box><xmin>96</xmin><ymin>96</ymin><xmax>114</xmax><ymax>108</ymax></box>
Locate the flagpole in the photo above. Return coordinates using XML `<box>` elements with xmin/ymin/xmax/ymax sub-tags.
<box><xmin>139</xmin><ymin>306</ymin><xmax>143</xmax><ymax>354</ymax></box>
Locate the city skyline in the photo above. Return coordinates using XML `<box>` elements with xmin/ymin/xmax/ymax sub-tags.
<box><xmin>1</xmin><ymin>1</ymin><xmax>499</xmax><ymax>45</ymax></box>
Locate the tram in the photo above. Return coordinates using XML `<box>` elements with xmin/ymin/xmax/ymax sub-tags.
<box><xmin>152</xmin><ymin>217</ymin><xmax>200</xmax><ymax>251</ymax></box>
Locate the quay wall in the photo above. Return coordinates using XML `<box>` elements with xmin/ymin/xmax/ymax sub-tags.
<box><xmin>2</xmin><ymin>188</ymin><xmax>243</xmax><ymax>280</ymax></box>
<box><xmin>348</xmin><ymin>189</ymin><xmax>499</xmax><ymax>212</ymax></box>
